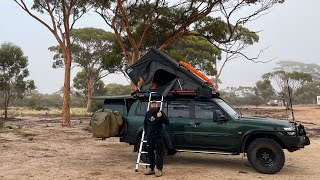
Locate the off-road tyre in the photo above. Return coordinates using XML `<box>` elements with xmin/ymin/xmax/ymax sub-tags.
<box><xmin>162</xmin><ymin>145</ymin><xmax>168</xmax><ymax>159</ymax></box>
<box><xmin>247</xmin><ymin>138</ymin><xmax>285</xmax><ymax>174</ymax></box>
<box><xmin>136</xmin><ymin>139</ymin><xmax>167</xmax><ymax>163</ymax></box>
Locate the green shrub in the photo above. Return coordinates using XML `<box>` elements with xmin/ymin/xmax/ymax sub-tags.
<box><xmin>35</xmin><ymin>106</ymin><xmax>50</xmax><ymax>111</ymax></box>
<box><xmin>91</xmin><ymin>100</ymin><xmax>104</xmax><ymax>112</ymax></box>
<box><xmin>0</xmin><ymin>120</ymin><xmax>4</xmax><ymax>129</ymax></box>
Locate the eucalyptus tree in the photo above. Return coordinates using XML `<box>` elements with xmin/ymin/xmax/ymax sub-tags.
<box><xmin>0</xmin><ymin>42</ymin><xmax>35</xmax><ymax>119</ymax></box>
<box><xmin>13</xmin><ymin>0</ymin><xmax>95</xmax><ymax>126</ymax></box>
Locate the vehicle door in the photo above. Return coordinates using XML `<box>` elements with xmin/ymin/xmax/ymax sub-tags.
<box><xmin>190</xmin><ymin>100</ymin><xmax>240</xmax><ymax>152</ymax></box>
<box><xmin>167</xmin><ymin>100</ymin><xmax>193</xmax><ymax>149</ymax></box>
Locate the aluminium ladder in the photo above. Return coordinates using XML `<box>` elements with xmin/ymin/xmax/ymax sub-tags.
<box><xmin>135</xmin><ymin>92</ymin><xmax>164</xmax><ymax>172</ymax></box>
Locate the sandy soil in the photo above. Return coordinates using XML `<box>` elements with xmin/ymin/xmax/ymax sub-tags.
<box><xmin>0</xmin><ymin>105</ymin><xmax>320</xmax><ymax>180</ymax></box>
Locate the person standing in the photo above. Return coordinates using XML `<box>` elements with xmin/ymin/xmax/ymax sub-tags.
<box><xmin>144</xmin><ymin>100</ymin><xmax>169</xmax><ymax>177</ymax></box>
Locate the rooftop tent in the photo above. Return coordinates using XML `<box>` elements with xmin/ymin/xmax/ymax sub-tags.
<box><xmin>125</xmin><ymin>48</ymin><xmax>213</xmax><ymax>97</ymax></box>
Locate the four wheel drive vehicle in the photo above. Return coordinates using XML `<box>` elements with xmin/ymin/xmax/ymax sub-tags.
<box><xmin>97</xmin><ymin>92</ymin><xmax>310</xmax><ymax>174</ymax></box>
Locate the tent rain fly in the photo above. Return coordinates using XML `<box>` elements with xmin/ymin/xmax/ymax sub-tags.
<box><xmin>125</xmin><ymin>48</ymin><xmax>213</xmax><ymax>98</ymax></box>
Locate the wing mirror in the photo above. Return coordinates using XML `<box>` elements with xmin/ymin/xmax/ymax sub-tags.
<box><xmin>214</xmin><ymin>109</ymin><xmax>227</xmax><ymax>122</ymax></box>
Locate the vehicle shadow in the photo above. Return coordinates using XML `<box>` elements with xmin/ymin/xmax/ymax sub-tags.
<box><xmin>105</xmin><ymin>147</ymin><xmax>300</xmax><ymax>176</ymax></box>
<box><xmin>165</xmin><ymin>153</ymin><xmax>250</xmax><ymax>170</ymax></box>
<box><xmin>112</xmin><ymin>147</ymin><xmax>248</xmax><ymax>170</ymax></box>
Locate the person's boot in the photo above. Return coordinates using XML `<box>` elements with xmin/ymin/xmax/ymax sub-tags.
<box><xmin>155</xmin><ymin>169</ymin><xmax>163</xmax><ymax>177</ymax></box>
<box><xmin>167</xmin><ymin>148</ymin><xmax>178</xmax><ymax>155</ymax></box>
<box><xmin>144</xmin><ymin>169</ymin><xmax>155</xmax><ymax>175</ymax></box>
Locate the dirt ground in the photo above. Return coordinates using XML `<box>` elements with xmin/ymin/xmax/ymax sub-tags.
<box><xmin>1</xmin><ymin>105</ymin><xmax>320</xmax><ymax>180</ymax></box>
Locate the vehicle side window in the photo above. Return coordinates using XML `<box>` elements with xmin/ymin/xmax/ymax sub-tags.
<box><xmin>194</xmin><ymin>101</ymin><xmax>217</xmax><ymax>119</ymax></box>
<box><xmin>168</xmin><ymin>101</ymin><xmax>190</xmax><ymax>118</ymax></box>
<box><xmin>135</xmin><ymin>101</ymin><xmax>148</xmax><ymax>115</ymax></box>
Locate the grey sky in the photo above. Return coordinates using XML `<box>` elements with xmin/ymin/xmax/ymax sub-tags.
<box><xmin>0</xmin><ymin>1</ymin><xmax>319</xmax><ymax>93</ymax></box>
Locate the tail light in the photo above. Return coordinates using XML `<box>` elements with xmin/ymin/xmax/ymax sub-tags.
<box><xmin>123</xmin><ymin>121</ymin><xmax>127</xmax><ymax>134</ymax></box>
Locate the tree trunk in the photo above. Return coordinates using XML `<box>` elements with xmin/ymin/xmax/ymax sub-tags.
<box><xmin>131</xmin><ymin>49</ymin><xmax>140</xmax><ymax>65</ymax></box>
<box><xmin>129</xmin><ymin>52</ymin><xmax>142</xmax><ymax>91</ymax></box>
<box><xmin>285</xmin><ymin>100</ymin><xmax>290</xmax><ymax>110</ymax></box>
<box><xmin>4</xmin><ymin>106</ymin><xmax>7</xmax><ymax>119</ymax></box>
<box><xmin>214</xmin><ymin>61</ymin><xmax>220</xmax><ymax>90</ymax></box>
<box><xmin>215</xmin><ymin>75</ymin><xmax>220</xmax><ymax>90</ymax></box>
<box><xmin>159</xmin><ymin>36</ymin><xmax>178</xmax><ymax>51</ymax></box>
<box><xmin>3</xmin><ymin>91</ymin><xmax>8</xmax><ymax>119</ymax></box>
<box><xmin>62</xmin><ymin>53</ymin><xmax>72</xmax><ymax>127</ymax></box>
<box><xmin>86</xmin><ymin>79</ymin><xmax>93</xmax><ymax>112</ymax></box>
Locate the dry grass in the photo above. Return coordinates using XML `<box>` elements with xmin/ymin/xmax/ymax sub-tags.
<box><xmin>0</xmin><ymin>107</ymin><xmax>91</xmax><ymax>116</ymax></box>
<box><xmin>0</xmin><ymin>120</ymin><xmax>4</xmax><ymax>129</ymax></box>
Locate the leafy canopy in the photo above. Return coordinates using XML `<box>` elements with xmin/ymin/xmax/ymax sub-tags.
<box><xmin>166</xmin><ymin>35</ymin><xmax>221</xmax><ymax>76</ymax></box>
<box><xmin>0</xmin><ymin>42</ymin><xmax>35</xmax><ymax>96</ymax></box>
<box><xmin>262</xmin><ymin>70</ymin><xmax>313</xmax><ymax>100</ymax></box>
<box><xmin>50</xmin><ymin>27</ymin><xmax>122</xmax><ymax>72</ymax></box>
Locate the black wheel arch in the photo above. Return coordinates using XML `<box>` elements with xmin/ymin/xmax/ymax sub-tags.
<box><xmin>133</xmin><ymin>126</ymin><xmax>144</xmax><ymax>151</ymax></box>
<box><xmin>136</xmin><ymin>126</ymin><xmax>144</xmax><ymax>140</ymax></box>
<box><xmin>240</xmin><ymin>130</ymin><xmax>288</xmax><ymax>153</ymax></box>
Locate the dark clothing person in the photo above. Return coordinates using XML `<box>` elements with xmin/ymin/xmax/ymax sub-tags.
<box><xmin>147</xmin><ymin>138</ymin><xmax>164</xmax><ymax>171</ymax></box>
<box><xmin>144</xmin><ymin>109</ymin><xmax>169</xmax><ymax>139</ymax></box>
<box><xmin>144</xmin><ymin>106</ymin><xmax>169</xmax><ymax>175</ymax></box>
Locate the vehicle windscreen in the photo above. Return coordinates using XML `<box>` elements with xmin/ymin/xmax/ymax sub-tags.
<box><xmin>213</xmin><ymin>99</ymin><xmax>238</xmax><ymax>118</ymax></box>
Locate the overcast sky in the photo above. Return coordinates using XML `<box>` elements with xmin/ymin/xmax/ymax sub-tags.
<box><xmin>1</xmin><ymin>1</ymin><xmax>319</xmax><ymax>93</ymax></box>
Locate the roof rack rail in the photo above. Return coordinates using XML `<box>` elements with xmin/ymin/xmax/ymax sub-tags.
<box><xmin>132</xmin><ymin>90</ymin><xmax>219</xmax><ymax>99</ymax></box>
<box><xmin>169</xmin><ymin>90</ymin><xmax>197</xmax><ymax>95</ymax></box>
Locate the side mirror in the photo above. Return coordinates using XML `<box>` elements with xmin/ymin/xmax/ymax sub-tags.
<box><xmin>214</xmin><ymin>110</ymin><xmax>227</xmax><ymax>122</ymax></box>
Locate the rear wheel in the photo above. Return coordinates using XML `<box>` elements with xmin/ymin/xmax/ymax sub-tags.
<box><xmin>247</xmin><ymin>138</ymin><xmax>285</xmax><ymax>174</ymax></box>
<box><xmin>163</xmin><ymin>144</ymin><xmax>168</xmax><ymax>159</ymax></box>
<box><xmin>136</xmin><ymin>139</ymin><xmax>168</xmax><ymax>163</ymax></box>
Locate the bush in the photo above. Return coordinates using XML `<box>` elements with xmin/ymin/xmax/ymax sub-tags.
<box><xmin>27</xmin><ymin>95</ymin><xmax>38</xmax><ymax>109</ymax></box>
<box><xmin>35</xmin><ymin>106</ymin><xmax>50</xmax><ymax>111</ymax></box>
<box><xmin>91</xmin><ymin>99</ymin><xmax>104</xmax><ymax>112</ymax></box>
<box><xmin>0</xmin><ymin>120</ymin><xmax>4</xmax><ymax>129</ymax></box>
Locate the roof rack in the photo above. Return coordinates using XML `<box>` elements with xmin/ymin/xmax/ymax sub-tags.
<box><xmin>132</xmin><ymin>90</ymin><xmax>220</xmax><ymax>99</ymax></box>
<box><xmin>169</xmin><ymin>90</ymin><xmax>197</xmax><ymax>95</ymax></box>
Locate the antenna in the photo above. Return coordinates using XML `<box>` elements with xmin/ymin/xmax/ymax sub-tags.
<box><xmin>286</xmin><ymin>79</ymin><xmax>295</xmax><ymax>122</ymax></box>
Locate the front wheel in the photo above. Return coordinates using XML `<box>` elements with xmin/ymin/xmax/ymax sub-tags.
<box><xmin>247</xmin><ymin>138</ymin><xmax>285</xmax><ymax>174</ymax></box>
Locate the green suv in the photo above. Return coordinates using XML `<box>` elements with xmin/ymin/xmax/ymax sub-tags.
<box><xmin>99</xmin><ymin>92</ymin><xmax>310</xmax><ymax>174</ymax></box>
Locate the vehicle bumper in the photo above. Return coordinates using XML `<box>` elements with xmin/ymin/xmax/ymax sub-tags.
<box><xmin>281</xmin><ymin>123</ymin><xmax>309</xmax><ymax>151</ymax></box>
<box><xmin>283</xmin><ymin>134</ymin><xmax>310</xmax><ymax>149</ymax></box>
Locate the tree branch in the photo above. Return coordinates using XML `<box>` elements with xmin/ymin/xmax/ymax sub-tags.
<box><xmin>14</xmin><ymin>0</ymin><xmax>54</xmax><ymax>33</ymax></box>
<box><xmin>96</xmin><ymin>7</ymin><xmax>131</xmax><ymax>63</ymax></box>
<box><xmin>159</xmin><ymin>0</ymin><xmax>218</xmax><ymax>50</ymax></box>
<box><xmin>14</xmin><ymin>0</ymin><xmax>65</xmax><ymax>52</ymax></box>
<box><xmin>117</xmin><ymin>0</ymin><xmax>138</xmax><ymax>50</ymax></box>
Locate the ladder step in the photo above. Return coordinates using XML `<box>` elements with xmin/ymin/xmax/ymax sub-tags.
<box><xmin>138</xmin><ymin>163</ymin><xmax>150</xmax><ymax>166</ymax></box>
<box><xmin>135</xmin><ymin>128</ymin><xmax>153</xmax><ymax>171</ymax></box>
